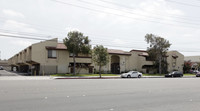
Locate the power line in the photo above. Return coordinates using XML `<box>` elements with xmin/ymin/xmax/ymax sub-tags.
<box><xmin>1</xmin><ymin>28</ymin><xmax>200</xmax><ymax>50</ymax></box>
<box><xmin>1</xmin><ymin>29</ymin><xmax>200</xmax><ymax>49</ymax></box>
<box><xmin>0</xmin><ymin>29</ymin><xmax>52</xmax><ymax>38</ymax></box>
<box><xmin>77</xmin><ymin>0</ymin><xmax>200</xmax><ymax>25</ymax></box>
<box><xmin>0</xmin><ymin>29</ymin><xmax>147</xmax><ymax>43</ymax></box>
<box><xmin>99</xmin><ymin>0</ymin><xmax>200</xmax><ymax>21</ymax></box>
<box><xmin>1</xmin><ymin>33</ymin><xmax>200</xmax><ymax>53</ymax></box>
<box><xmin>0</xmin><ymin>34</ymin><xmax>48</xmax><ymax>41</ymax></box>
<box><xmin>0</xmin><ymin>0</ymin><xmax>199</xmax><ymax>43</ymax></box>
<box><xmin>0</xmin><ymin>16</ymin><xmax>67</xmax><ymax>37</ymax></box>
<box><xmin>0</xmin><ymin>18</ymin><xmax>147</xmax><ymax>42</ymax></box>
<box><xmin>51</xmin><ymin>0</ymin><xmax>200</xmax><ymax>29</ymax></box>
<box><xmin>0</xmin><ymin>33</ymin><xmax>147</xmax><ymax>49</ymax></box>
<box><xmin>0</xmin><ymin>31</ymin><xmax>147</xmax><ymax>47</ymax></box>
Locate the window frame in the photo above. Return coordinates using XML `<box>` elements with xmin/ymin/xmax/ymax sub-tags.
<box><xmin>48</xmin><ymin>50</ymin><xmax>57</xmax><ymax>59</ymax></box>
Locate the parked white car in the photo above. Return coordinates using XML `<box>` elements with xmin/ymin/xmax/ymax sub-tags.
<box><xmin>121</xmin><ymin>71</ymin><xmax>142</xmax><ymax>78</ymax></box>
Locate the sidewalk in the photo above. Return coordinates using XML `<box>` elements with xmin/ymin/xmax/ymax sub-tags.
<box><xmin>0</xmin><ymin>76</ymin><xmax>54</xmax><ymax>80</ymax></box>
<box><xmin>53</xmin><ymin>75</ymin><xmax>196</xmax><ymax>79</ymax></box>
<box><xmin>53</xmin><ymin>76</ymin><xmax>163</xmax><ymax>79</ymax></box>
<box><xmin>0</xmin><ymin>75</ymin><xmax>196</xmax><ymax>80</ymax></box>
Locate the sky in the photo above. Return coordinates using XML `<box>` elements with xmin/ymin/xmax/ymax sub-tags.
<box><xmin>0</xmin><ymin>0</ymin><xmax>200</xmax><ymax>60</ymax></box>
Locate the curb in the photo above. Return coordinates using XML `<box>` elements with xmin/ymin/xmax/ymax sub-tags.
<box><xmin>53</xmin><ymin>76</ymin><xmax>197</xmax><ymax>79</ymax></box>
<box><xmin>54</xmin><ymin>77</ymin><xmax>120</xmax><ymax>79</ymax></box>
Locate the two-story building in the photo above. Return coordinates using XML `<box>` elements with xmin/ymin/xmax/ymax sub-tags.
<box><xmin>8</xmin><ymin>38</ymin><xmax>184</xmax><ymax>75</ymax></box>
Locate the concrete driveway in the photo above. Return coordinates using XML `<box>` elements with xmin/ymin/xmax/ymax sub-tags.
<box><xmin>0</xmin><ymin>70</ymin><xmax>20</xmax><ymax>76</ymax></box>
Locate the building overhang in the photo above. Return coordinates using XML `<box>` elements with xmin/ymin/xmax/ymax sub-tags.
<box><xmin>108</xmin><ymin>49</ymin><xmax>131</xmax><ymax>56</ymax></box>
<box><xmin>142</xmin><ymin>65</ymin><xmax>154</xmax><ymax>69</ymax></box>
<box><xmin>69</xmin><ymin>56</ymin><xmax>92</xmax><ymax>58</ymax></box>
<box><xmin>172</xmin><ymin>55</ymin><xmax>178</xmax><ymax>58</ymax></box>
<box><xmin>109</xmin><ymin>53</ymin><xmax>131</xmax><ymax>56</ymax></box>
<box><xmin>26</xmin><ymin>61</ymin><xmax>39</xmax><ymax>65</ymax></box>
<box><xmin>138</xmin><ymin>52</ymin><xmax>149</xmax><ymax>57</ymax></box>
<box><xmin>46</xmin><ymin>46</ymin><xmax>66</xmax><ymax>50</ymax></box>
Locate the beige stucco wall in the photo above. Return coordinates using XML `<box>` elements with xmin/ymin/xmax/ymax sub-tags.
<box><xmin>93</xmin><ymin>51</ymin><xmax>155</xmax><ymax>74</ymax></box>
<box><xmin>56</xmin><ymin>50</ymin><xmax>70</xmax><ymax>74</ymax></box>
<box><xmin>127</xmin><ymin>51</ymin><xmax>153</xmax><ymax>73</ymax></box>
<box><xmin>69</xmin><ymin>57</ymin><xmax>92</xmax><ymax>63</ymax></box>
<box><xmin>167</xmin><ymin>51</ymin><xmax>184</xmax><ymax>73</ymax></box>
<box><xmin>93</xmin><ymin>54</ymin><xmax>130</xmax><ymax>73</ymax></box>
<box><xmin>31</xmin><ymin>38</ymin><xmax>92</xmax><ymax>74</ymax></box>
<box><xmin>31</xmin><ymin>39</ymin><xmax>73</xmax><ymax>74</ymax></box>
<box><xmin>8</xmin><ymin>38</ymin><xmax>184</xmax><ymax>75</ymax></box>
<box><xmin>31</xmin><ymin>38</ymin><xmax>57</xmax><ymax>64</ymax></box>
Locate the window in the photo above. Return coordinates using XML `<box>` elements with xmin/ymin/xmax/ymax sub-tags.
<box><xmin>48</xmin><ymin>50</ymin><xmax>57</xmax><ymax>58</ymax></box>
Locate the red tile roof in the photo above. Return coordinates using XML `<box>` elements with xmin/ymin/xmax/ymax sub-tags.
<box><xmin>56</xmin><ymin>43</ymin><xmax>67</xmax><ymax>50</ymax></box>
<box><xmin>46</xmin><ymin>43</ymin><xmax>67</xmax><ymax>50</ymax></box>
<box><xmin>107</xmin><ymin>49</ymin><xmax>131</xmax><ymax>55</ymax></box>
<box><xmin>130</xmin><ymin>49</ymin><xmax>147</xmax><ymax>52</ymax></box>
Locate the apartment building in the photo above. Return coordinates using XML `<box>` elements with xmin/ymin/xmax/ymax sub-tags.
<box><xmin>184</xmin><ymin>56</ymin><xmax>200</xmax><ymax>70</ymax></box>
<box><xmin>96</xmin><ymin>49</ymin><xmax>184</xmax><ymax>74</ymax></box>
<box><xmin>0</xmin><ymin>60</ymin><xmax>10</xmax><ymax>70</ymax></box>
<box><xmin>8</xmin><ymin>38</ymin><xmax>184</xmax><ymax>75</ymax></box>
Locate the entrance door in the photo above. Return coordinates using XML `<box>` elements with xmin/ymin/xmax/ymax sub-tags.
<box><xmin>111</xmin><ymin>63</ymin><xmax>120</xmax><ymax>74</ymax></box>
<box><xmin>111</xmin><ymin>55</ymin><xmax>120</xmax><ymax>74</ymax></box>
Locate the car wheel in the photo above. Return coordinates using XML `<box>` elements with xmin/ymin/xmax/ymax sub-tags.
<box><xmin>138</xmin><ymin>75</ymin><xmax>141</xmax><ymax>78</ymax></box>
<box><xmin>127</xmin><ymin>75</ymin><xmax>131</xmax><ymax>78</ymax></box>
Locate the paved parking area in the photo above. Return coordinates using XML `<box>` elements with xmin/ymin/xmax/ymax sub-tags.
<box><xmin>0</xmin><ymin>70</ymin><xmax>20</xmax><ymax>76</ymax></box>
<box><xmin>0</xmin><ymin>70</ymin><xmax>53</xmax><ymax>80</ymax></box>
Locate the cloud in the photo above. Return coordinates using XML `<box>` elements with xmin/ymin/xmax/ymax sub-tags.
<box><xmin>3</xmin><ymin>20</ymin><xmax>37</xmax><ymax>33</ymax></box>
<box><xmin>2</xmin><ymin>9</ymin><xmax>25</xmax><ymax>18</ymax></box>
<box><xmin>111</xmin><ymin>39</ymin><xmax>127</xmax><ymax>45</ymax></box>
<box><xmin>65</xmin><ymin>27</ymin><xmax>80</xmax><ymax>32</ymax></box>
<box><xmin>91</xmin><ymin>0</ymin><xmax>184</xmax><ymax>24</ymax></box>
<box><xmin>10</xmin><ymin>40</ymin><xmax>32</xmax><ymax>47</ymax></box>
<box><xmin>138</xmin><ymin>0</ymin><xmax>184</xmax><ymax>17</ymax></box>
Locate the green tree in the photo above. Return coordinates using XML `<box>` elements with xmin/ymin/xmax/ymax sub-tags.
<box><xmin>63</xmin><ymin>31</ymin><xmax>91</xmax><ymax>75</ymax></box>
<box><xmin>145</xmin><ymin>34</ymin><xmax>171</xmax><ymax>74</ymax></box>
<box><xmin>183</xmin><ymin>60</ymin><xmax>192</xmax><ymax>73</ymax></box>
<box><xmin>92</xmin><ymin>45</ymin><xmax>109</xmax><ymax>78</ymax></box>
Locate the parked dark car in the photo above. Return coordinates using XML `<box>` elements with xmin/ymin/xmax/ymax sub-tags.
<box><xmin>196</xmin><ymin>72</ymin><xmax>200</xmax><ymax>77</ymax></box>
<box><xmin>165</xmin><ymin>71</ymin><xmax>183</xmax><ymax>77</ymax></box>
<box><xmin>0</xmin><ymin>66</ymin><xmax>3</xmax><ymax>70</ymax></box>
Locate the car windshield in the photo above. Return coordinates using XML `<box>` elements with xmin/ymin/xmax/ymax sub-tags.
<box><xmin>128</xmin><ymin>71</ymin><xmax>137</xmax><ymax>73</ymax></box>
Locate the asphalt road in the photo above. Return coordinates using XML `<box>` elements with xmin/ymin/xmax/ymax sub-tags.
<box><xmin>0</xmin><ymin>70</ymin><xmax>20</xmax><ymax>76</ymax></box>
<box><xmin>0</xmin><ymin>78</ymin><xmax>200</xmax><ymax>111</ymax></box>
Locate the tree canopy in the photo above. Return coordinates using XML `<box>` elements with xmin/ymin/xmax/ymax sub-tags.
<box><xmin>63</xmin><ymin>31</ymin><xmax>91</xmax><ymax>75</ymax></box>
<box><xmin>92</xmin><ymin>45</ymin><xmax>109</xmax><ymax>78</ymax></box>
<box><xmin>183</xmin><ymin>60</ymin><xmax>192</xmax><ymax>73</ymax></box>
<box><xmin>145</xmin><ymin>34</ymin><xmax>171</xmax><ymax>74</ymax></box>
